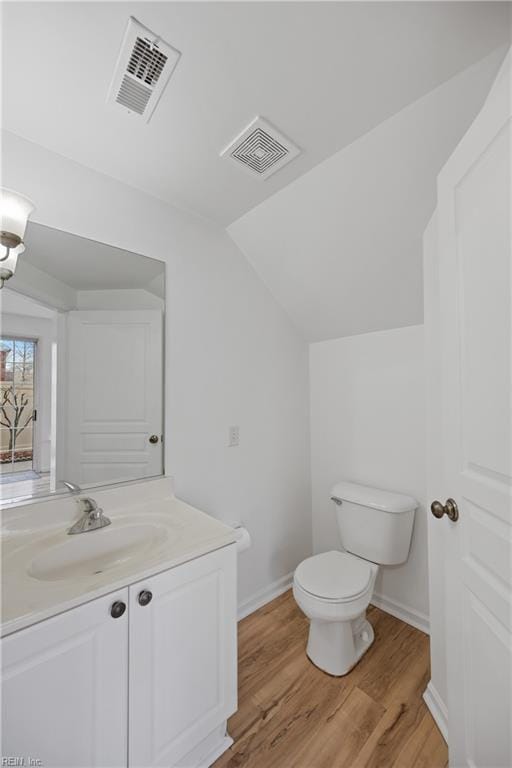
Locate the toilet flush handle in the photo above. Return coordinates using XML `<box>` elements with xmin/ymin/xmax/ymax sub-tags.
<box><xmin>330</xmin><ymin>496</ymin><xmax>343</xmax><ymax>506</ymax></box>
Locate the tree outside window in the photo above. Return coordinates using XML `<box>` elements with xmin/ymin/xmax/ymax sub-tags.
<box><xmin>0</xmin><ymin>338</ymin><xmax>36</xmax><ymax>467</ymax></box>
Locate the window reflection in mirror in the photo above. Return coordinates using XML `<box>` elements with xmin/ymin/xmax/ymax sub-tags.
<box><xmin>0</xmin><ymin>222</ymin><xmax>165</xmax><ymax>504</ymax></box>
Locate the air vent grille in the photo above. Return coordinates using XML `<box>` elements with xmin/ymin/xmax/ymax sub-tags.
<box><xmin>116</xmin><ymin>75</ymin><xmax>152</xmax><ymax>114</ymax></box>
<box><xmin>231</xmin><ymin>128</ymin><xmax>288</xmax><ymax>174</ymax></box>
<box><xmin>221</xmin><ymin>117</ymin><xmax>300</xmax><ymax>179</ymax></box>
<box><xmin>127</xmin><ymin>37</ymin><xmax>168</xmax><ymax>86</ymax></box>
<box><xmin>107</xmin><ymin>17</ymin><xmax>181</xmax><ymax>123</ymax></box>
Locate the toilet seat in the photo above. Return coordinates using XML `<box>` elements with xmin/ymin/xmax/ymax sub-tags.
<box><xmin>294</xmin><ymin>551</ymin><xmax>374</xmax><ymax>602</ymax></box>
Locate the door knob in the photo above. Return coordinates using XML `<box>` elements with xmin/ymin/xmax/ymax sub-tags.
<box><xmin>110</xmin><ymin>600</ymin><xmax>126</xmax><ymax>619</ymax></box>
<box><xmin>138</xmin><ymin>590</ymin><xmax>153</xmax><ymax>606</ymax></box>
<box><xmin>430</xmin><ymin>498</ymin><xmax>459</xmax><ymax>522</ymax></box>
<box><xmin>149</xmin><ymin>435</ymin><xmax>159</xmax><ymax>444</ymax></box>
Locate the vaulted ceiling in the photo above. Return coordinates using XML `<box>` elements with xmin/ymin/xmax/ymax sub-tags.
<box><xmin>2</xmin><ymin>2</ymin><xmax>509</xmax><ymax>226</ymax></box>
<box><xmin>23</xmin><ymin>223</ymin><xmax>164</xmax><ymax>292</ymax></box>
<box><xmin>228</xmin><ymin>49</ymin><xmax>506</xmax><ymax>340</ymax></box>
<box><xmin>2</xmin><ymin>2</ymin><xmax>510</xmax><ymax>339</ymax></box>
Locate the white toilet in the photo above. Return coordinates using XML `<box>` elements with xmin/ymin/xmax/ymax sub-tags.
<box><xmin>293</xmin><ymin>480</ymin><xmax>417</xmax><ymax>676</ymax></box>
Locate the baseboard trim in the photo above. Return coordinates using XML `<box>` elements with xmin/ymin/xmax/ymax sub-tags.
<box><xmin>370</xmin><ymin>592</ymin><xmax>430</xmax><ymax>635</ymax></box>
<box><xmin>201</xmin><ymin>735</ymin><xmax>233</xmax><ymax>768</ymax></box>
<box><xmin>238</xmin><ymin>578</ymin><xmax>430</xmax><ymax>636</ymax></box>
<box><xmin>423</xmin><ymin>681</ymin><xmax>448</xmax><ymax>743</ymax></box>
<box><xmin>179</xmin><ymin>722</ymin><xmax>233</xmax><ymax>767</ymax></box>
<box><xmin>238</xmin><ymin>572</ymin><xmax>293</xmax><ymax>621</ymax></box>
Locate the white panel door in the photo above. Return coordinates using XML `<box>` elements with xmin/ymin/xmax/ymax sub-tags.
<box><xmin>66</xmin><ymin>310</ymin><xmax>163</xmax><ymax>485</ymax></box>
<box><xmin>436</xmin><ymin>52</ymin><xmax>511</xmax><ymax>766</ymax></box>
<box><xmin>1</xmin><ymin>589</ymin><xmax>129</xmax><ymax>768</ymax></box>
<box><xmin>128</xmin><ymin>545</ymin><xmax>237</xmax><ymax>768</ymax></box>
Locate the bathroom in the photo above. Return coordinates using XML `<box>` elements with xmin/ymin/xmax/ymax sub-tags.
<box><xmin>0</xmin><ymin>2</ymin><xmax>510</xmax><ymax>767</ymax></box>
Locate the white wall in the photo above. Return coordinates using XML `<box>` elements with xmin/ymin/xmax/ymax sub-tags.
<box><xmin>310</xmin><ymin>325</ymin><xmax>429</xmax><ymax>629</ymax></box>
<box><xmin>75</xmin><ymin>289</ymin><xmax>164</xmax><ymax>311</ymax></box>
<box><xmin>11</xmin><ymin>260</ymin><xmax>76</xmax><ymax>310</ymax></box>
<box><xmin>2</xmin><ymin>130</ymin><xmax>312</xmax><ymax>608</ymax></box>
<box><xmin>9</xmin><ymin>272</ymin><xmax>165</xmax><ymax>313</ymax></box>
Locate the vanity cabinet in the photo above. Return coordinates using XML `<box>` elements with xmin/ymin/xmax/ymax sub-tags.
<box><xmin>1</xmin><ymin>587</ymin><xmax>129</xmax><ymax>767</ymax></box>
<box><xmin>129</xmin><ymin>547</ymin><xmax>237</xmax><ymax>767</ymax></box>
<box><xmin>1</xmin><ymin>545</ymin><xmax>237</xmax><ymax>768</ymax></box>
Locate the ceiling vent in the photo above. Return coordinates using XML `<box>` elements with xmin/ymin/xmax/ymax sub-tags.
<box><xmin>221</xmin><ymin>117</ymin><xmax>301</xmax><ymax>179</ymax></box>
<box><xmin>107</xmin><ymin>17</ymin><xmax>181</xmax><ymax>123</ymax></box>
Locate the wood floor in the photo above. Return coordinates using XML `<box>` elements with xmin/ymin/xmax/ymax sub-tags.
<box><xmin>214</xmin><ymin>590</ymin><xmax>448</xmax><ymax>768</ymax></box>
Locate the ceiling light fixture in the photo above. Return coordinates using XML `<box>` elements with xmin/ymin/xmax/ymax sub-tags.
<box><xmin>0</xmin><ymin>188</ymin><xmax>35</xmax><ymax>287</ymax></box>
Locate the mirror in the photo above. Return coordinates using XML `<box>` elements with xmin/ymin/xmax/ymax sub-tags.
<box><xmin>0</xmin><ymin>222</ymin><xmax>165</xmax><ymax>504</ymax></box>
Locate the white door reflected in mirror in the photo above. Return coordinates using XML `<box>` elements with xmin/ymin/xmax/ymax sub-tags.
<box><xmin>66</xmin><ymin>310</ymin><xmax>163</xmax><ymax>486</ymax></box>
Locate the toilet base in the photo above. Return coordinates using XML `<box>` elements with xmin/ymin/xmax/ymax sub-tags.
<box><xmin>306</xmin><ymin>613</ymin><xmax>374</xmax><ymax>677</ymax></box>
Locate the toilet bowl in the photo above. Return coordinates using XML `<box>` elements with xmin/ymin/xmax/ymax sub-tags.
<box><xmin>293</xmin><ymin>550</ymin><xmax>378</xmax><ymax>676</ymax></box>
<box><xmin>293</xmin><ymin>481</ymin><xmax>417</xmax><ymax>677</ymax></box>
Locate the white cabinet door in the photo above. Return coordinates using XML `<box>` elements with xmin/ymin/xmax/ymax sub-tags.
<box><xmin>65</xmin><ymin>310</ymin><xmax>163</xmax><ymax>486</ymax></box>
<box><xmin>128</xmin><ymin>545</ymin><xmax>237</xmax><ymax>768</ymax></box>
<box><xmin>1</xmin><ymin>589</ymin><xmax>129</xmax><ymax>768</ymax></box>
<box><xmin>437</xmin><ymin>52</ymin><xmax>511</xmax><ymax>766</ymax></box>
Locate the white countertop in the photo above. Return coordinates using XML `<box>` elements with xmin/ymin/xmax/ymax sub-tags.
<box><xmin>1</xmin><ymin>477</ymin><xmax>236</xmax><ymax>637</ymax></box>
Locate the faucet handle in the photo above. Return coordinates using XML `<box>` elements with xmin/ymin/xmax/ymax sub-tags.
<box><xmin>76</xmin><ymin>496</ymin><xmax>98</xmax><ymax>514</ymax></box>
<box><xmin>68</xmin><ymin>496</ymin><xmax>111</xmax><ymax>534</ymax></box>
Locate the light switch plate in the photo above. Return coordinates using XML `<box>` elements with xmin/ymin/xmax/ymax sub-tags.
<box><xmin>228</xmin><ymin>426</ymin><xmax>240</xmax><ymax>447</ymax></box>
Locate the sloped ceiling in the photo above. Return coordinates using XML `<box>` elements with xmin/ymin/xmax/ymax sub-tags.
<box><xmin>23</xmin><ymin>223</ymin><xmax>164</xmax><ymax>292</ymax></box>
<box><xmin>2</xmin><ymin>2</ymin><xmax>510</xmax><ymax>225</ymax></box>
<box><xmin>2</xmin><ymin>3</ymin><xmax>510</xmax><ymax>341</ymax></box>
<box><xmin>228</xmin><ymin>50</ymin><xmax>507</xmax><ymax>341</ymax></box>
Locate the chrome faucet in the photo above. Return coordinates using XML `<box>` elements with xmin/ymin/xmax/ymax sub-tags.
<box><xmin>67</xmin><ymin>492</ymin><xmax>112</xmax><ymax>535</ymax></box>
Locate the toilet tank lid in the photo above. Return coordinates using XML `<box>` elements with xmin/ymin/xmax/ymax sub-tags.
<box><xmin>331</xmin><ymin>480</ymin><xmax>418</xmax><ymax>514</ymax></box>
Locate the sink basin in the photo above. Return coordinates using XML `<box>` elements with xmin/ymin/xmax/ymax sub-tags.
<box><xmin>28</xmin><ymin>522</ymin><xmax>169</xmax><ymax>582</ymax></box>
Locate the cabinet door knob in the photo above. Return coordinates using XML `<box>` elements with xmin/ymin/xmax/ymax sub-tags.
<box><xmin>149</xmin><ymin>435</ymin><xmax>159</xmax><ymax>444</ymax></box>
<box><xmin>138</xmin><ymin>590</ymin><xmax>153</xmax><ymax>606</ymax></box>
<box><xmin>110</xmin><ymin>600</ymin><xmax>126</xmax><ymax>619</ymax></box>
<box><xmin>430</xmin><ymin>498</ymin><xmax>459</xmax><ymax>522</ymax></box>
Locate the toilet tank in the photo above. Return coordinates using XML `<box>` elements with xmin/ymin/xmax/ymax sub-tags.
<box><xmin>331</xmin><ymin>480</ymin><xmax>417</xmax><ymax>565</ymax></box>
